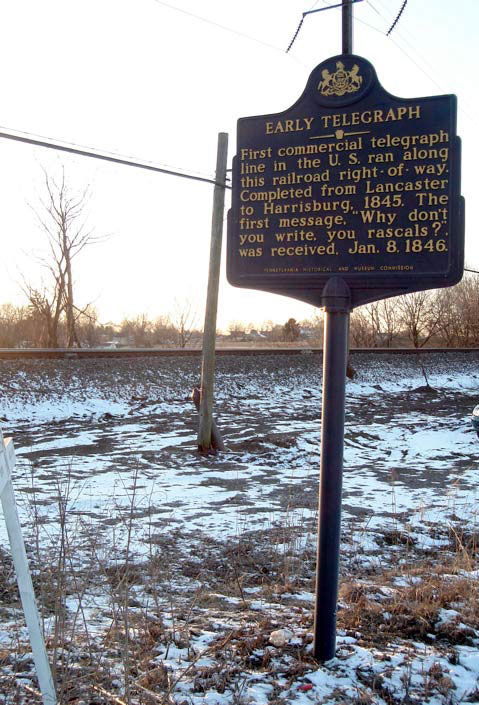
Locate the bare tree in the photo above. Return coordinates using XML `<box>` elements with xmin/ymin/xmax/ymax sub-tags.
<box><xmin>0</xmin><ymin>304</ymin><xmax>31</xmax><ymax>347</ymax></box>
<box><xmin>350</xmin><ymin>299</ymin><xmax>402</xmax><ymax>348</ymax></box>
<box><xmin>120</xmin><ymin>314</ymin><xmax>152</xmax><ymax>347</ymax></box>
<box><xmin>23</xmin><ymin>283</ymin><xmax>64</xmax><ymax>347</ymax></box>
<box><xmin>261</xmin><ymin>320</ymin><xmax>284</xmax><ymax>342</ymax></box>
<box><xmin>26</xmin><ymin>168</ymin><xmax>105</xmax><ymax>347</ymax></box>
<box><xmin>378</xmin><ymin>298</ymin><xmax>401</xmax><ymax>348</ymax></box>
<box><xmin>76</xmin><ymin>306</ymin><xmax>101</xmax><ymax>348</ymax></box>
<box><xmin>170</xmin><ymin>298</ymin><xmax>199</xmax><ymax>348</ymax></box>
<box><xmin>227</xmin><ymin>320</ymin><xmax>247</xmax><ymax>341</ymax></box>
<box><xmin>151</xmin><ymin>315</ymin><xmax>176</xmax><ymax>346</ymax></box>
<box><xmin>299</xmin><ymin>313</ymin><xmax>324</xmax><ymax>345</ymax></box>
<box><xmin>429</xmin><ymin>272</ymin><xmax>479</xmax><ymax>347</ymax></box>
<box><xmin>350</xmin><ymin>305</ymin><xmax>379</xmax><ymax>347</ymax></box>
<box><xmin>397</xmin><ymin>290</ymin><xmax>444</xmax><ymax>348</ymax></box>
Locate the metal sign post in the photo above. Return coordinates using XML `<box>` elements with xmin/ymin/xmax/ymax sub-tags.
<box><xmin>226</xmin><ymin>0</ymin><xmax>464</xmax><ymax>662</ymax></box>
<box><xmin>313</xmin><ymin>1</ymin><xmax>353</xmax><ymax>662</ymax></box>
<box><xmin>313</xmin><ymin>278</ymin><xmax>350</xmax><ymax>660</ymax></box>
<box><xmin>342</xmin><ymin>0</ymin><xmax>353</xmax><ymax>54</ymax></box>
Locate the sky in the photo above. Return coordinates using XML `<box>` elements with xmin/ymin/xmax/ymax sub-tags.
<box><xmin>0</xmin><ymin>0</ymin><xmax>477</xmax><ymax>331</ymax></box>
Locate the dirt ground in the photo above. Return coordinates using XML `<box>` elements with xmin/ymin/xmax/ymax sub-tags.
<box><xmin>0</xmin><ymin>351</ymin><xmax>478</xmax><ymax>704</ymax></box>
<box><xmin>2</xmin><ymin>350</ymin><xmax>478</xmax><ymax>525</ymax></box>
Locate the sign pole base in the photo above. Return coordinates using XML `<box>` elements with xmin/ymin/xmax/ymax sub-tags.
<box><xmin>313</xmin><ymin>278</ymin><xmax>350</xmax><ymax>662</ymax></box>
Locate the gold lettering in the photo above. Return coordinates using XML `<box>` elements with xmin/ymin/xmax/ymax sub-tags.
<box><xmin>265</xmin><ymin>117</ymin><xmax>314</xmax><ymax>135</ymax></box>
<box><xmin>365</xmin><ymin>178</ymin><xmax>448</xmax><ymax>193</ymax></box>
<box><xmin>271</xmin><ymin>243</ymin><xmax>337</xmax><ymax>257</ymax></box>
<box><xmin>235</xmin><ymin>102</ymin><xmax>452</xmax><ymax>276</ymax></box>
<box><xmin>240</xmin><ymin>147</ymin><xmax>273</xmax><ymax>160</ymax></box>
<box><xmin>239</xmin><ymin>248</ymin><xmax>263</xmax><ymax>257</ymax></box>
<box><xmin>320</xmin><ymin>105</ymin><xmax>422</xmax><ymax>129</ymax></box>
<box><xmin>348</xmin><ymin>242</ymin><xmax>378</xmax><ymax>254</ymax></box>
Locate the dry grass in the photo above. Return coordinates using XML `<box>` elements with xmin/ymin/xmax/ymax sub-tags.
<box><xmin>338</xmin><ymin>545</ymin><xmax>479</xmax><ymax>648</ymax></box>
<box><xmin>1</xmin><ymin>483</ymin><xmax>478</xmax><ymax>704</ymax></box>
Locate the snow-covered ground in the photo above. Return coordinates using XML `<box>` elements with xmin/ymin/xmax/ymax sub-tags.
<box><xmin>0</xmin><ymin>351</ymin><xmax>478</xmax><ymax>704</ymax></box>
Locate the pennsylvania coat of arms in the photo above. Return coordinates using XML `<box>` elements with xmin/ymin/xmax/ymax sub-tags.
<box><xmin>318</xmin><ymin>61</ymin><xmax>363</xmax><ymax>97</ymax></box>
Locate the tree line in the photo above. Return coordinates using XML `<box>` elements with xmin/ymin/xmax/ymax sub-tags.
<box><xmin>2</xmin><ymin>274</ymin><xmax>478</xmax><ymax>349</ymax></box>
<box><xmin>3</xmin><ymin>169</ymin><xmax>478</xmax><ymax>350</ymax></box>
<box><xmin>0</xmin><ymin>305</ymin><xmax>203</xmax><ymax>349</ymax></box>
<box><xmin>349</xmin><ymin>272</ymin><xmax>479</xmax><ymax>348</ymax></box>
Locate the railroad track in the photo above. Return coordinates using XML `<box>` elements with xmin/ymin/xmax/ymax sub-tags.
<box><xmin>0</xmin><ymin>347</ymin><xmax>478</xmax><ymax>360</ymax></box>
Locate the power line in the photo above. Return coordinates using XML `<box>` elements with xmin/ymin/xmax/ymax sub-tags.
<box><xmin>387</xmin><ymin>36</ymin><xmax>446</xmax><ymax>93</ymax></box>
<box><xmin>387</xmin><ymin>31</ymin><xmax>478</xmax><ymax>126</ymax></box>
<box><xmin>382</xmin><ymin>16</ymin><xmax>479</xmax><ymax>124</ymax></box>
<box><xmin>1</xmin><ymin>125</ymin><xmax>217</xmax><ymax>181</ymax></box>
<box><xmin>391</xmin><ymin>27</ymin><xmax>440</xmax><ymax>79</ymax></box>
<box><xmin>0</xmin><ymin>126</ymin><xmax>231</xmax><ymax>189</ymax></box>
<box><xmin>353</xmin><ymin>14</ymin><xmax>385</xmax><ymax>35</ymax></box>
<box><xmin>365</xmin><ymin>1</ymin><xmax>381</xmax><ymax>17</ymax></box>
<box><xmin>371</xmin><ymin>0</ymin><xmax>395</xmax><ymax>22</ymax></box>
<box><xmin>151</xmin><ymin>0</ymin><xmax>284</xmax><ymax>53</ymax></box>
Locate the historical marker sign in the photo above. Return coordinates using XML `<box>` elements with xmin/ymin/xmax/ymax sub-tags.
<box><xmin>227</xmin><ymin>51</ymin><xmax>465</xmax><ymax>663</ymax></box>
<box><xmin>227</xmin><ymin>55</ymin><xmax>464</xmax><ymax>308</ymax></box>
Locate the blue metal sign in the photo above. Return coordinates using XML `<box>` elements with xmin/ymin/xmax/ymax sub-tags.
<box><xmin>227</xmin><ymin>55</ymin><xmax>464</xmax><ymax>308</ymax></box>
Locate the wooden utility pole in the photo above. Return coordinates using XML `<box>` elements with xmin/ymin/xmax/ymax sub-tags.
<box><xmin>197</xmin><ymin>133</ymin><xmax>228</xmax><ymax>452</ymax></box>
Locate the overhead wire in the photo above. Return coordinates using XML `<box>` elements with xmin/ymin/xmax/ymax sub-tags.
<box><xmin>150</xmin><ymin>0</ymin><xmax>285</xmax><ymax>53</ymax></box>
<box><xmin>370</xmin><ymin>1</ymin><xmax>443</xmax><ymax>84</ymax></box>
<box><xmin>381</xmin><ymin>20</ymin><xmax>479</xmax><ymax>122</ymax></box>
<box><xmin>387</xmin><ymin>36</ymin><xmax>446</xmax><ymax>93</ymax></box>
<box><xmin>0</xmin><ymin>2</ymin><xmax>475</xmax><ymax>194</ymax></box>
<box><xmin>347</xmin><ymin>0</ymin><xmax>477</xmax><ymax>119</ymax></box>
<box><xmin>153</xmin><ymin>2</ymin><xmax>475</xmax><ymax>278</ymax></box>
<box><xmin>379</xmin><ymin>5</ymin><xmax>478</xmax><ymax>122</ymax></box>
<box><xmin>353</xmin><ymin>14</ymin><xmax>386</xmax><ymax>35</ymax></box>
<box><xmin>0</xmin><ymin>124</ymin><xmax>217</xmax><ymax>181</ymax></box>
<box><xmin>286</xmin><ymin>17</ymin><xmax>306</xmax><ymax>53</ymax></box>
<box><xmin>0</xmin><ymin>1</ymin><xmax>316</xmax><ymax>186</ymax></box>
<box><xmin>150</xmin><ymin>0</ymin><xmax>468</xmax><ymax>121</ymax></box>
<box><xmin>365</xmin><ymin>1</ymin><xmax>381</xmax><ymax>17</ymax></box>
<box><xmin>352</xmin><ymin>3</ymin><xmax>479</xmax><ymax>157</ymax></box>
<box><xmin>391</xmin><ymin>28</ymin><xmax>440</xmax><ymax>78</ymax></box>
<box><xmin>279</xmin><ymin>1</ymin><xmax>476</xmax><ymax>275</ymax></box>
<box><xmin>0</xmin><ymin>125</ymin><xmax>231</xmax><ymax>189</ymax></box>
<box><xmin>357</xmin><ymin>0</ymin><xmax>443</xmax><ymax>84</ymax></box>
<box><xmin>371</xmin><ymin>0</ymin><xmax>396</xmax><ymax>19</ymax></box>
<box><xmin>373</xmin><ymin>0</ymin><xmax>441</xmax><ymax>80</ymax></box>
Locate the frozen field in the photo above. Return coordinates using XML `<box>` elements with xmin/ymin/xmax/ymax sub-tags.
<box><xmin>0</xmin><ymin>351</ymin><xmax>478</xmax><ymax>704</ymax></box>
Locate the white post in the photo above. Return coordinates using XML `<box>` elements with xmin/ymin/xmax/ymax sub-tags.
<box><xmin>0</xmin><ymin>429</ymin><xmax>57</xmax><ymax>705</ymax></box>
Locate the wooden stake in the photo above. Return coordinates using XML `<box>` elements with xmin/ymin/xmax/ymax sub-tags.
<box><xmin>198</xmin><ymin>133</ymin><xmax>228</xmax><ymax>452</ymax></box>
